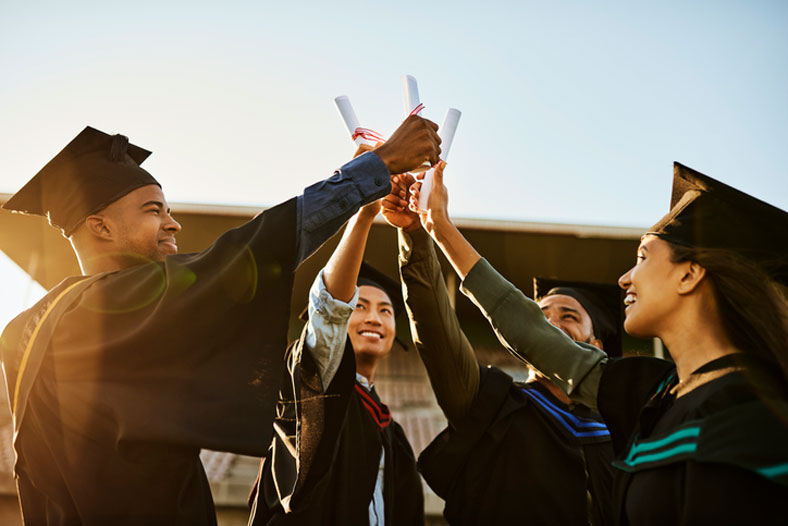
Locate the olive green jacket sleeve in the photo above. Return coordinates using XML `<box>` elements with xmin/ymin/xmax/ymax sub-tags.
<box><xmin>460</xmin><ymin>257</ymin><xmax>607</xmax><ymax>411</ymax></box>
<box><xmin>398</xmin><ymin>228</ymin><xmax>480</xmax><ymax>425</ymax></box>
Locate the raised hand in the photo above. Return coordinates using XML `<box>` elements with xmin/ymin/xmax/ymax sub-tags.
<box><xmin>408</xmin><ymin>161</ymin><xmax>449</xmax><ymax>236</ymax></box>
<box><xmin>373</xmin><ymin>115</ymin><xmax>441</xmax><ymax>175</ymax></box>
<box><xmin>381</xmin><ymin>172</ymin><xmax>420</xmax><ymax>232</ymax></box>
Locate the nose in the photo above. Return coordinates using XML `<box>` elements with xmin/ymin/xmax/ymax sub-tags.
<box><xmin>618</xmin><ymin>266</ymin><xmax>633</xmax><ymax>290</ymax></box>
<box><xmin>163</xmin><ymin>212</ymin><xmax>182</xmax><ymax>234</ymax></box>
<box><xmin>364</xmin><ymin>309</ymin><xmax>382</xmax><ymax>325</ymax></box>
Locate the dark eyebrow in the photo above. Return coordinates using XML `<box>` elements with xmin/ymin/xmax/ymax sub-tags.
<box><xmin>357</xmin><ymin>296</ymin><xmax>393</xmax><ymax>308</ymax></box>
<box><xmin>542</xmin><ymin>305</ymin><xmax>582</xmax><ymax>316</ymax></box>
<box><xmin>142</xmin><ymin>201</ymin><xmax>171</xmax><ymax>214</ymax></box>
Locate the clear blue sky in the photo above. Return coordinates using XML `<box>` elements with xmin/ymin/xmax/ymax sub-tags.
<box><xmin>1</xmin><ymin>1</ymin><xmax>787</xmax><ymax>326</ymax></box>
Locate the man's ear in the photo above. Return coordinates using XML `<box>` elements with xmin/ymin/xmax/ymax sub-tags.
<box><xmin>677</xmin><ymin>260</ymin><xmax>707</xmax><ymax>295</ymax></box>
<box><xmin>589</xmin><ymin>337</ymin><xmax>604</xmax><ymax>351</ymax></box>
<box><xmin>84</xmin><ymin>215</ymin><xmax>113</xmax><ymax>241</ymax></box>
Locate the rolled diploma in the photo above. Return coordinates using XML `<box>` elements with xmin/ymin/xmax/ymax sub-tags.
<box><xmin>402</xmin><ymin>75</ymin><xmax>422</xmax><ymax>115</ymax></box>
<box><xmin>418</xmin><ymin>108</ymin><xmax>461</xmax><ymax>210</ymax></box>
<box><xmin>401</xmin><ymin>75</ymin><xmax>430</xmax><ymax>172</ymax></box>
<box><xmin>334</xmin><ymin>95</ymin><xmax>374</xmax><ymax>146</ymax></box>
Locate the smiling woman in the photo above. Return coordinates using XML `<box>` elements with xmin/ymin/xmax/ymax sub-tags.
<box><xmin>593</xmin><ymin>164</ymin><xmax>788</xmax><ymax>524</ymax></box>
<box><xmin>410</xmin><ymin>159</ymin><xmax>788</xmax><ymax>524</ymax></box>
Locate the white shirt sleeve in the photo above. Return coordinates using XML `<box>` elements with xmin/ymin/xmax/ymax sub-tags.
<box><xmin>304</xmin><ymin>269</ymin><xmax>358</xmax><ymax>390</ymax></box>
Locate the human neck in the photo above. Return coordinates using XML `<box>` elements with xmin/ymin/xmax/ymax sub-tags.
<box><xmin>75</xmin><ymin>250</ymin><xmax>149</xmax><ymax>275</ymax></box>
<box><xmin>658</xmin><ymin>298</ymin><xmax>740</xmax><ymax>382</ymax></box>
<box><xmin>77</xmin><ymin>256</ymin><xmax>120</xmax><ymax>275</ymax></box>
<box><xmin>531</xmin><ymin>372</ymin><xmax>572</xmax><ymax>405</ymax></box>
<box><xmin>662</xmin><ymin>331</ymin><xmax>740</xmax><ymax>382</ymax></box>
<box><xmin>355</xmin><ymin>359</ymin><xmax>378</xmax><ymax>385</ymax></box>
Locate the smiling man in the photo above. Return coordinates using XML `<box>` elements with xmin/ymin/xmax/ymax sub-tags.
<box><xmin>67</xmin><ymin>183</ymin><xmax>182</xmax><ymax>273</ymax></box>
<box><xmin>375</xmin><ymin>166</ymin><xmax>619</xmax><ymax>524</ymax></box>
<box><xmin>251</xmin><ymin>199</ymin><xmax>423</xmax><ymax>525</ymax></box>
<box><xmin>0</xmin><ymin>121</ymin><xmax>439</xmax><ymax>525</ymax></box>
<box><xmin>530</xmin><ymin>278</ymin><xmax>622</xmax><ymax>405</ymax></box>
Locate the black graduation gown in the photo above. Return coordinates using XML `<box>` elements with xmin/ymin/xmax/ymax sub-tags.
<box><xmin>598</xmin><ymin>355</ymin><xmax>788</xmax><ymax>525</ymax></box>
<box><xmin>418</xmin><ymin>365</ymin><xmax>615</xmax><ymax>525</ymax></box>
<box><xmin>250</xmin><ymin>334</ymin><xmax>424</xmax><ymax>525</ymax></box>
<box><xmin>1</xmin><ymin>201</ymin><xmax>301</xmax><ymax>525</ymax></box>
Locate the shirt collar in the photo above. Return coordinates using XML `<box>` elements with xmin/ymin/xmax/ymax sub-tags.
<box><xmin>356</xmin><ymin>372</ymin><xmax>373</xmax><ymax>390</ymax></box>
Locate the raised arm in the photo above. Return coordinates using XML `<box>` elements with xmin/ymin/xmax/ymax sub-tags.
<box><xmin>304</xmin><ymin>141</ymin><xmax>413</xmax><ymax>389</ymax></box>
<box><xmin>410</xmin><ymin>166</ymin><xmax>607</xmax><ymax>410</ymax></box>
<box><xmin>382</xmin><ymin>183</ymin><xmax>479</xmax><ymax>425</ymax></box>
<box><xmin>296</xmin><ymin>115</ymin><xmax>441</xmax><ymax>265</ymax></box>
<box><xmin>398</xmin><ymin>228</ymin><xmax>480</xmax><ymax>425</ymax></box>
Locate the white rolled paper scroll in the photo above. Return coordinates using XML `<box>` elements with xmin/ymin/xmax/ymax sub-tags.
<box><xmin>418</xmin><ymin>108</ymin><xmax>461</xmax><ymax>211</ymax></box>
<box><xmin>334</xmin><ymin>95</ymin><xmax>376</xmax><ymax>146</ymax></box>
<box><xmin>401</xmin><ymin>74</ymin><xmax>430</xmax><ymax>172</ymax></box>
<box><xmin>402</xmin><ymin>75</ymin><xmax>422</xmax><ymax>116</ymax></box>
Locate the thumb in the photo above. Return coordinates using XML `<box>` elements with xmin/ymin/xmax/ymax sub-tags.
<box><xmin>433</xmin><ymin>161</ymin><xmax>446</xmax><ymax>185</ymax></box>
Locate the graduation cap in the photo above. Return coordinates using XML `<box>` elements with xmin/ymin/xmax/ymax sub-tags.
<box><xmin>533</xmin><ymin>277</ymin><xmax>623</xmax><ymax>357</ymax></box>
<box><xmin>3</xmin><ymin>126</ymin><xmax>160</xmax><ymax>237</ymax></box>
<box><xmin>356</xmin><ymin>262</ymin><xmax>406</xmax><ymax>318</ymax></box>
<box><xmin>300</xmin><ymin>262</ymin><xmax>405</xmax><ymax>320</ymax></box>
<box><xmin>649</xmin><ymin>162</ymin><xmax>788</xmax><ymax>285</ymax></box>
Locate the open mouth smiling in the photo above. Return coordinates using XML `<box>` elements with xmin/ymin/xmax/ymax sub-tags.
<box><xmin>624</xmin><ymin>292</ymin><xmax>637</xmax><ymax>311</ymax></box>
<box><xmin>359</xmin><ymin>330</ymin><xmax>384</xmax><ymax>341</ymax></box>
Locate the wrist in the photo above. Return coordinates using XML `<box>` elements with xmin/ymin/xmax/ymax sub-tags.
<box><xmin>357</xmin><ymin>210</ymin><xmax>378</xmax><ymax>224</ymax></box>
<box><xmin>402</xmin><ymin>220</ymin><xmax>422</xmax><ymax>233</ymax></box>
<box><xmin>430</xmin><ymin>214</ymin><xmax>453</xmax><ymax>238</ymax></box>
<box><xmin>350</xmin><ymin>208</ymin><xmax>378</xmax><ymax>228</ymax></box>
<box><xmin>370</xmin><ymin>148</ymin><xmax>394</xmax><ymax>175</ymax></box>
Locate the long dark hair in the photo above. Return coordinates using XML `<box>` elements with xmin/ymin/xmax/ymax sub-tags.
<box><xmin>668</xmin><ymin>242</ymin><xmax>788</xmax><ymax>384</ymax></box>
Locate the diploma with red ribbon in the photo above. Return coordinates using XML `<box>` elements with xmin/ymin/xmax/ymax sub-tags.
<box><xmin>334</xmin><ymin>77</ymin><xmax>460</xmax><ymax>211</ymax></box>
<box><xmin>334</xmin><ymin>95</ymin><xmax>385</xmax><ymax>146</ymax></box>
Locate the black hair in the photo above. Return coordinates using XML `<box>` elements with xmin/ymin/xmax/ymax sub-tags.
<box><xmin>668</xmin><ymin>242</ymin><xmax>788</xmax><ymax>384</ymax></box>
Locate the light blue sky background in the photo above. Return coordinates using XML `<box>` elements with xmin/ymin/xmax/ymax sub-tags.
<box><xmin>1</xmin><ymin>1</ymin><xmax>787</xmax><ymax>327</ymax></box>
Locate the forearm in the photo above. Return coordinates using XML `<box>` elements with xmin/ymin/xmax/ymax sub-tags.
<box><xmin>305</xmin><ymin>207</ymin><xmax>374</xmax><ymax>387</ymax></box>
<box><xmin>428</xmin><ymin>218</ymin><xmax>481</xmax><ymax>280</ymax></box>
<box><xmin>323</xmin><ymin>211</ymin><xmax>375</xmax><ymax>303</ymax></box>
<box><xmin>296</xmin><ymin>152</ymin><xmax>390</xmax><ymax>266</ymax></box>
<box><xmin>399</xmin><ymin>228</ymin><xmax>479</xmax><ymax>425</ymax></box>
<box><xmin>461</xmin><ymin>258</ymin><xmax>607</xmax><ymax>410</ymax></box>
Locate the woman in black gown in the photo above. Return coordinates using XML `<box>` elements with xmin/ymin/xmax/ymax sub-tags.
<box><xmin>410</xmin><ymin>161</ymin><xmax>788</xmax><ymax>524</ymax></box>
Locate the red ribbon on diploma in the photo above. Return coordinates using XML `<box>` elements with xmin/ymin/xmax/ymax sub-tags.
<box><xmin>351</xmin><ymin>127</ymin><xmax>386</xmax><ymax>144</ymax></box>
<box><xmin>350</xmin><ymin>104</ymin><xmax>425</xmax><ymax>145</ymax></box>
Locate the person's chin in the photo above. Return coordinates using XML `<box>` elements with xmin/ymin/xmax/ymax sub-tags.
<box><xmin>623</xmin><ymin>315</ymin><xmax>650</xmax><ymax>339</ymax></box>
<box><xmin>355</xmin><ymin>344</ymin><xmax>390</xmax><ymax>359</ymax></box>
<box><xmin>158</xmin><ymin>242</ymin><xmax>178</xmax><ymax>257</ymax></box>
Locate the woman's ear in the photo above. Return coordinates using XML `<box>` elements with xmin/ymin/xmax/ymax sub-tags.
<box><xmin>677</xmin><ymin>260</ymin><xmax>707</xmax><ymax>295</ymax></box>
<box><xmin>84</xmin><ymin>214</ymin><xmax>113</xmax><ymax>241</ymax></box>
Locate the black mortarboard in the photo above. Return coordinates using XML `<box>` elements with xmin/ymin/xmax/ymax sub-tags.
<box><xmin>649</xmin><ymin>162</ymin><xmax>788</xmax><ymax>284</ymax></box>
<box><xmin>534</xmin><ymin>277</ymin><xmax>623</xmax><ymax>357</ymax></box>
<box><xmin>356</xmin><ymin>262</ymin><xmax>405</xmax><ymax>318</ymax></box>
<box><xmin>299</xmin><ymin>262</ymin><xmax>406</xmax><ymax>321</ymax></box>
<box><xmin>3</xmin><ymin>126</ymin><xmax>160</xmax><ymax>237</ymax></box>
